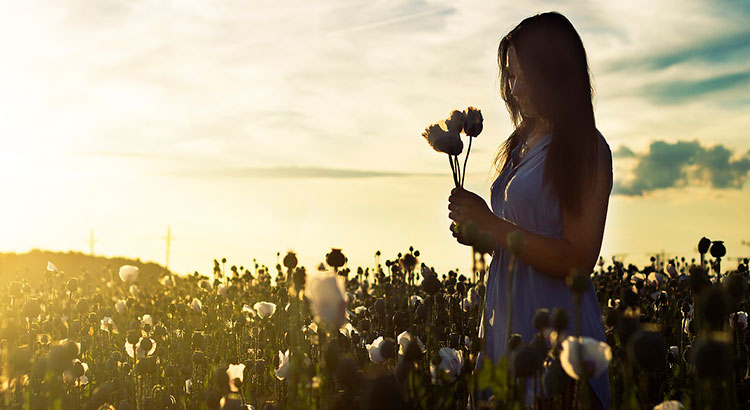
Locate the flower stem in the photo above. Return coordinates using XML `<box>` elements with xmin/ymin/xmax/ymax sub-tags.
<box><xmin>453</xmin><ymin>155</ymin><xmax>462</xmax><ymax>187</ymax></box>
<box><xmin>448</xmin><ymin>155</ymin><xmax>459</xmax><ymax>187</ymax></box>
<box><xmin>461</xmin><ymin>136</ymin><xmax>472</xmax><ymax>187</ymax></box>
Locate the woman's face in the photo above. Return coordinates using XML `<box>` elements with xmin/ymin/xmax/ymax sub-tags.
<box><xmin>505</xmin><ymin>45</ymin><xmax>536</xmax><ymax>118</ymax></box>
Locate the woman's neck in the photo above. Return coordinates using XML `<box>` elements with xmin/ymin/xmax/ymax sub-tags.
<box><xmin>524</xmin><ymin>121</ymin><xmax>550</xmax><ymax>147</ymax></box>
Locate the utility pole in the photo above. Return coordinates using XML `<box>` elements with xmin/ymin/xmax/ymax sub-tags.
<box><xmin>163</xmin><ymin>226</ymin><xmax>175</xmax><ymax>270</ymax></box>
<box><xmin>88</xmin><ymin>229</ymin><xmax>97</xmax><ymax>256</ymax></box>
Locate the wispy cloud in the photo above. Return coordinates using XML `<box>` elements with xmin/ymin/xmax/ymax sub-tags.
<box><xmin>642</xmin><ymin>70</ymin><xmax>750</xmax><ymax>105</ymax></box>
<box><xmin>603</xmin><ymin>29</ymin><xmax>750</xmax><ymax>72</ymax></box>
<box><xmin>614</xmin><ymin>140</ymin><xmax>750</xmax><ymax>196</ymax></box>
<box><xmin>168</xmin><ymin>166</ymin><xmax>444</xmax><ymax>179</ymax></box>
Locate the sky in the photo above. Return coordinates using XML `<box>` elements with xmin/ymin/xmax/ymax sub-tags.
<box><xmin>0</xmin><ymin>0</ymin><xmax>748</xmax><ymax>277</ymax></box>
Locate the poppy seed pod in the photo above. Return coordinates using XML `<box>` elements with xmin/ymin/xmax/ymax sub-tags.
<box><xmin>566</xmin><ymin>270</ymin><xmax>589</xmax><ymax>295</ymax></box>
<box><xmin>126</xmin><ymin>331</ymin><xmax>140</xmax><ymax>346</ymax></box>
<box><xmin>22</xmin><ymin>299</ymin><xmax>42</xmax><ymax>319</ymax></box>
<box><xmin>626</xmin><ymin>328</ymin><xmax>667</xmax><ymax>371</ymax></box>
<box><xmin>326</xmin><ymin>249</ymin><xmax>346</xmax><ymax>268</ymax></box>
<box><xmin>67</xmin><ymin>278</ymin><xmax>79</xmax><ymax>293</ymax></box>
<box><xmin>691</xmin><ymin>337</ymin><xmax>732</xmax><ymax>379</ymax></box>
<box><xmin>374</xmin><ymin>299</ymin><xmax>386</xmax><ymax>314</ymax></box>
<box><xmin>513</xmin><ymin>345</ymin><xmax>542</xmax><ymax>378</ymax></box>
<box><xmin>725</xmin><ymin>273</ymin><xmax>748</xmax><ymax>303</ymax></box>
<box><xmin>401</xmin><ymin>253</ymin><xmax>417</xmax><ymax>271</ymax></box>
<box><xmin>543</xmin><ymin>361</ymin><xmax>569</xmax><ymax>396</ymax></box>
<box><xmin>688</xmin><ymin>266</ymin><xmax>710</xmax><ymax>295</ymax></box>
<box><xmin>709</xmin><ymin>241</ymin><xmax>726</xmax><ymax>258</ymax></box>
<box><xmin>422</xmin><ymin>274</ymin><xmax>441</xmax><ymax>296</ymax></box>
<box><xmin>378</xmin><ymin>339</ymin><xmax>397</xmax><ymax>361</ymax></box>
<box><xmin>700</xmin><ymin>287</ymin><xmax>729</xmax><ymax>330</ymax></box>
<box><xmin>698</xmin><ymin>237</ymin><xmax>711</xmax><ymax>254</ymax></box>
<box><xmin>551</xmin><ymin>308</ymin><xmax>569</xmax><ymax>333</ymax></box>
<box><xmin>533</xmin><ymin>309</ymin><xmax>550</xmax><ymax>332</ymax></box>
<box><xmin>283</xmin><ymin>252</ymin><xmax>298</xmax><ymax>270</ymax></box>
<box><xmin>334</xmin><ymin>357</ymin><xmax>359</xmax><ymax>387</ymax></box>
<box><xmin>509</xmin><ymin>334</ymin><xmax>523</xmax><ymax>351</ymax></box>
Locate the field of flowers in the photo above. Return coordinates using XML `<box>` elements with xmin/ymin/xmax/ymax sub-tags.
<box><xmin>0</xmin><ymin>239</ymin><xmax>748</xmax><ymax>410</ymax></box>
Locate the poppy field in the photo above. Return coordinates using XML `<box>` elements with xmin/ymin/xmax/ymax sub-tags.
<box><xmin>1</xmin><ymin>238</ymin><xmax>749</xmax><ymax>410</ymax></box>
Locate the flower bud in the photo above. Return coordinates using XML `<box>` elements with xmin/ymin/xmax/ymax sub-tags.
<box><xmin>698</xmin><ymin>237</ymin><xmax>711</xmax><ymax>254</ymax></box>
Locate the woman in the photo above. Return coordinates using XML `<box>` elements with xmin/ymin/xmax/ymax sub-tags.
<box><xmin>447</xmin><ymin>12</ymin><xmax>612</xmax><ymax>409</ymax></box>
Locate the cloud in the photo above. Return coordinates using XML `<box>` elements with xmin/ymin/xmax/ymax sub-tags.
<box><xmin>168</xmin><ymin>165</ymin><xmax>443</xmax><ymax>179</ymax></box>
<box><xmin>642</xmin><ymin>70</ymin><xmax>750</xmax><ymax>105</ymax></box>
<box><xmin>613</xmin><ymin>140</ymin><xmax>750</xmax><ymax>196</ymax></box>
<box><xmin>603</xmin><ymin>29</ymin><xmax>750</xmax><ymax>72</ymax></box>
<box><xmin>613</xmin><ymin>145</ymin><xmax>635</xmax><ymax>158</ymax></box>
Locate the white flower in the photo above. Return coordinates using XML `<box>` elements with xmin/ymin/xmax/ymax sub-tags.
<box><xmin>47</xmin><ymin>261</ymin><xmax>59</xmax><ymax>273</ymax></box>
<box><xmin>408</xmin><ymin>295</ymin><xmax>423</xmax><ymax>308</ymax></box>
<box><xmin>191</xmin><ymin>298</ymin><xmax>202</xmax><ymax>313</ymax></box>
<box><xmin>444</xmin><ymin>110</ymin><xmax>465</xmax><ymax>133</ymax></box>
<box><xmin>421</xmin><ymin>123</ymin><xmax>463</xmax><ymax>155</ymax></box>
<box><xmin>462</xmin><ymin>106</ymin><xmax>483</xmax><ymax>137</ymax></box>
<box><xmin>354</xmin><ymin>306</ymin><xmax>367</xmax><ymax>315</ymax></box>
<box><xmin>668</xmin><ymin>346</ymin><xmax>679</xmax><ymax>359</ymax></box>
<box><xmin>731</xmin><ymin>311</ymin><xmax>748</xmax><ymax>329</ymax></box>
<box><xmin>254</xmin><ymin>302</ymin><xmax>277</xmax><ymax>319</ymax></box>
<box><xmin>339</xmin><ymin>323</ymin><xmax>359</xmax><ymax>338</ymax></box>
<box><xmin>305</xmin><ymin>272</ymin><xmax>347</xmax><ymax>328</ymax></box>
<box><xmin>559</xmin><ymin>336</ymin><xmax>612</xmax><ymax>380</ymax></box>
<box><xmin>115</xmin><ymin>300</ymin><xmax>127</xmax><ymax>314</ymax></box>
<box><xmin>653</xmin><ymin>400</ymin><xmax>684</xmax><ymax>410</ymax></box>
<box><xmin>241</xmin><ymin>304</ymin><xmax>257</xmax><ymax>317</ymax></box>
<box><xmin>118</xmin><ymin>265</ymin><xmax>139</xmax><ymax>283</ymax></box>
<box><xmin>227</xmin><ymin>363</ymin><xmax>246</xmax><ymax>392</ymax></box>
<box><xmin>141</xmin><ymin>314</ymin><xmax>154</xmax><ymax>327</ymax></box>
<box><xmin>217</xmin><ymin>284</ymin><xmax>228</xmax><ymax>298</ymax></box>
<box><xmin>185</xmin><ymin>378</ymin><xmax>193</xmax><ymax>395</ymax></box>
<box><xmin>366</xmin><ymin>336</ymin><xmax>387</xmax><ymax>364</ymax></box>
<box><xmin>430</xmin><ymin>347</ymin><xmax>463</xmax><ymax>382</ymax></box>
<box><xmin>397</xmin><ymin>331</ymin><xmax>425</xmax><ymax>357</ymax></box>
<box><xmin>125</xmin><ymin>337</ymin><xmax>157</xmax><ymax>359</ymax></box>
<box><xmin>275</xmin><ymin>350</ymin><xmax>290</xmax><ymax>380</ymax></box>
<box><xmin>100</xmin><ymin>317</ymin><xmax>118</xmax><ymax>334</ymax></box>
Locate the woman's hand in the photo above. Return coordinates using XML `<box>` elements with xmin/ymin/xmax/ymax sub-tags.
<box><xmin>448</xmin><ymin>187</ymin><xmax>494</xmax><ymax>227</ymax></box>
<box><xmin>449</xmin><ymin>221</ymin><xmax>470</xmax><ymax>246</ymax></box>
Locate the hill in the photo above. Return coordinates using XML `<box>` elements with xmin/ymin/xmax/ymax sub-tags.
<box><xmin>0</xmin><ymin>249</ymin><xmax>170</xmax><ymax>286</ymax></box>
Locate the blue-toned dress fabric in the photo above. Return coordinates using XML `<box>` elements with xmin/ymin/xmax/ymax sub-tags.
<box><xmin>480</xmin><ymin>131</ymin><xmax>612</xmax><ymax>409</ymax></box>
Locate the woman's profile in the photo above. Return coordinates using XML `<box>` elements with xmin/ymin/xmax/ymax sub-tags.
<box><xmin>448</xmin><ymin>12</ymin><xmax>612</xmax><ymax>409</ymax></box>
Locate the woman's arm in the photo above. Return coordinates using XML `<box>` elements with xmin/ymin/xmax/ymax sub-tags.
<box><xmin>449</xmin><ymin>142</ymin><xmax>612</xmax><ymax>279</ymax></box>
<box><xmin>491</xmin><ymin>146</ymin><xmax>612</xmax><ymax>278</ymax></box>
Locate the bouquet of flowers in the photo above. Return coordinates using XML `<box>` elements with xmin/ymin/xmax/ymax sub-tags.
<box><xmin>421</xmin><ymin>106</ymin><xmax>483</xmax><ymax>187</ymax></box>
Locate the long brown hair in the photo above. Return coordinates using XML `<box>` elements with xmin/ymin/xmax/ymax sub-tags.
<box><xmin>492</xmin><ymin>12</ymin><xmax>600</xmax><ymax>217</ymax></box>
